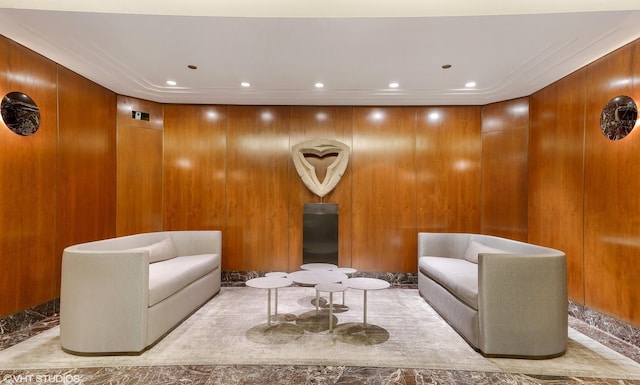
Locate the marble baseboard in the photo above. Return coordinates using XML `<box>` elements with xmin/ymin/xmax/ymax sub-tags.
<box><xmin>0</xmin><ymin>299</ymin><xmax>59</xmax><ymax>336</ymax></box>
<box><xmin>570</xmin><ymin>300</ymin><xmax>640</xmax><ymax>354</ymax></box>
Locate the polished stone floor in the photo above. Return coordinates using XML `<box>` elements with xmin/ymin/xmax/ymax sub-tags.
<box><xmin>2</xmin><ymin>280</ymin><xmax>640</xmax><ymax>384</ymax></box>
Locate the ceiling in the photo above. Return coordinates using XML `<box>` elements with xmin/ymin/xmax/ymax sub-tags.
<box><xmin>1</xmin><ymin>1</ymin><xmax>640</xmax><ymax>106</ymax></box>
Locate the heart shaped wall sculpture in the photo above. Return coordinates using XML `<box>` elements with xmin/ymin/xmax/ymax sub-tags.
<box><xmin>292</xmin><ymin>139</ymin><xmax>350</xmax><ymax>198</ymax></box>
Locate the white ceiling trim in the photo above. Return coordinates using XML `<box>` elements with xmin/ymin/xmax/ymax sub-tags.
<box><xmin>2</xmin><ymin>0</ymin><xmax>640</xmax><ymax>17</ymax></box>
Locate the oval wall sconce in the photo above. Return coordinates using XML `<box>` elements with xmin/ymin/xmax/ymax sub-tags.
<box><xmin>600</xmin><ymin>95</ymin><xmax>638</xmax><ymax>141</ymax></box>
<box><xmin>1</xmin><ymin>91</ymin><xmax>41</xmax><ymax>136</ymax></box>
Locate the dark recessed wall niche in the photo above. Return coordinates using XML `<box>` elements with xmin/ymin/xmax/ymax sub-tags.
<box><xmin>600</xmin><ymin>95</ymin><xmax>638</xmax><ymax>141</ymax></box>
<box><xmin>1</xmin><ymin>91</ymin><xmax>41</xmax><ymax>136</ymax></box>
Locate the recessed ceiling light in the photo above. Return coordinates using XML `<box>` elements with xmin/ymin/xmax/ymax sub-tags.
<box><xmin>442</xmin><ymin>64</ymin><xmax>452</xmax><ymax>69</ymax></box>
<box><xmin>465</xmin><ymin>81</ymin><xmax>477</xmax><ymax>88</ymax></box>
<box><xmin>187</xmin><ymin>64</ymin><xmax>197</xmax><ymax>70</ymax></box>
<box><xmin>166</xmin><ymin>80</ymin><xmax>177</xmax><ymax>86</ymax></box>
<box><xmin>315</xmin><ymin>82</ymin><xmax>324</xmax><ymax>88</ymax></box>
<box><xmin>241</xmin><ymin>82</ymin><xmax>251</xmax><ymax>87</ymax></box>
<box><xmin>389</xmin><ymin>82</ymin><xmax>399</xmax><ymax>88</ymax></box>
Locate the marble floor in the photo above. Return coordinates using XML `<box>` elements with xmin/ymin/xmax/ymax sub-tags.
<box><xmin>2</xmin><ymin>287</ymin><xmax>640</xmax><ymax>384</ymax></box>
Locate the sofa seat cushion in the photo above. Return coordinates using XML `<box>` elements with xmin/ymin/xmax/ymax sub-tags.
<box><xmin>419</xmin><ymin>256</ymin><xmax>479</xmax><ymax>310</ymax></box>
<box><xmin>148</xmin><ymin>254</ymin><xmax>220</xmax><ymax>307</ymax></box>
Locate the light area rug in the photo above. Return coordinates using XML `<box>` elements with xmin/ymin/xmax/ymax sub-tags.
<box><xmin>1</xmin><ymin>287</ymin><xmax>639</xmax><ymax>380</ymax></box>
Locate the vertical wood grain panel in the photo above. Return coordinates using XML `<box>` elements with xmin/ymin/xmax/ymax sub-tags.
<box><xmin>416</xmin><ymin>106</ymin><xmax>481</xmax><ymax>233</ymax></box>
<box><xmin>289</xmin><ymin>106</ymin><xmax>353</xmax><ymax>269</ymax></box>
<box><xmin>0</xmin><ymin>40</ymin><xmax>57</xmax><ymax>316</ymax></box>
<box><xmin>116</xmin><ymin>96</ymin><xmax>163</xmax><ymax>236</ymax></box>
<box><xmin>481</xmin><ymin>98</ymin><xmax>529</xmax><ymax>241</ymax></box>
<box><xmin>225</xmin><ymin>106</ymin><xmax>290</xmax><ymax>271</ymax></box>
<box><xmin>57</xmin><ymin>66</ymin><xmax>117</xmax><ymax>290</ymax></box>
<box><xmin>352</xmin><ymin>107</ymin><xmax>417</xmax><ymax>272</ymax></box>
<box><xmin>163</xmin><ymin>105</ymin><xmax>226</xmax><ymax>230</ymax></box>
<box><xmin>583</xmin><ymin>41</ymin><xmax>640</xmax><ymax>325</ymax></box>
<box><xmin>529</xmin><ymin>69</ymin><xmax>586</xmax><ymax>303</ymax></box>
<box><xmin>116</xmin><ymin>95</ymin><xmax>163</xmax><ymax>131</ymax></box>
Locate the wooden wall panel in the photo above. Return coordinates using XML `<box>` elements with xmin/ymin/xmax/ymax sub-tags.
<box><xmin>163</xmin><ymin>105</ymin><xmax>226</xmax><ymax>230</ymax></box>
<box><xmin>289</xmin><ymin>106</ymin><xmax>353</xmax><ymax>269</ymax></box>
<box><xmin>225</xmin><ymin>106</ymin><xmax>290</xmax><ymax>271</ymax></box>
<box><xmin>352</xmin><ymin>107</ymin><xmax>417</xmax><ymax>272</ymax></box>
<box><xmin>57</xmin><ymin>66</ymin><xmax>117</xmax><ymax>290</ymax></box>
<box><xmin>529</xmin><ymin>69</ymin><xmax>586</xmax><ymax>302</ymax></box>
<box><xmin>0</xmin><ymin>40</ymin><xmax>58</xmax><ymax>316</ymax></box>
<box><xmin>116</xmin><ymin>96</ymin><xmax>163</xmax><ymax>236</ymax></box>
<box><xmin>583</xmin><ymin>41</ymin><xmax>640</xmax><ymax>325</ymax></box>
<box><xmin>480</xmin><ymin>98</ymin><xmax>529</xmax><ymax>241</ymax></box>
<box><xmin>116</xmin><ymin>95</ymin><xmax>163</xmax><ymax>131</ymax></box>
<box><xmin>416</xmin><ymin>106</ymin><xmax>482</xmax><ymax>233</ymax></box>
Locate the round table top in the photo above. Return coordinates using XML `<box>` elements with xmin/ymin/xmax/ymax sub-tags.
<box><xmin>265</xmin><ymin>271</ymin><xmax>287</xmax><ymax>278</ymax></box>
<box><xmin>287</xmin><ymin>270</ymin><xmax>348</xmax><ymax>286</ymax></box>
<box><xmin>246</xmin><ymin>276</ymin><xmax>292</xmax><ymax>289</ymax></box>
<box><xmin>301</xmin><ymin>263</ymin><xmax>338</xmax><ymax>271</ymax></box>
<box><xmin>331</xmin><ymin>267</ymin><xmax>357</xmax><ymax>275</ymax></box>
<box><xmin>315</xmin><ymin>282</ymin><xmax>349</xmax><ymax>293</ymax></box>
<box><xmin>345</xmin><ymin>277</ymin><xmax>390</xmax><ymax>290</ymax></box>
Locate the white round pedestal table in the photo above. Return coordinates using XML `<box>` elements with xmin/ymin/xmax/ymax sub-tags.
<box><xmin>246</xmin><ymin>277</ymin><xmax>292</xmax><ymax>326</ymax></box>
<box><xmin>301</xmin><ymin>263</ymin><xmax>338</xmax><ymax>271</ymax></box>
<box><xmin>265</xmin><ymin>271</ymin><xmax>287</xmax><ymax>278</ymax></box>
<box><xmin>331</xmin><ymin>267</ymin><xmax>357</xmax><ymax>275</ymax></box>
<box><xmin>345</xmin><ymin>277</ymin><xmax>390</xmax><ymax>327</ymax></box>
<box><xmin>287</xmin><ymin>270</ymin><xmax>348</xmax><ymax>286</ymax></box>
<box><xmin>314</xmin><ymin>282</ymin><xmax>348</xmax><ymax>332</ymax></box>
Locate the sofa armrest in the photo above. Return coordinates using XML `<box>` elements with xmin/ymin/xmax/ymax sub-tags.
<box><xmin>60</xmin><ymin>249</ymin><xmax>150</xmax><ymax>354</ymax></box>
<box><xmin>418</xmin><ymin>232</ymin><xmax>471</xmax><ymax>260</ymax></box>
<box><xmin>478</xmin><ymin>252</ymin><xmax>568</xmax><ymax>357</ymax></box>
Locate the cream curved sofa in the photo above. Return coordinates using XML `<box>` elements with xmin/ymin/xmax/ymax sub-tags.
<box><xmin>60</xmin><ymin>230</ymin><xmax>221</xmax><ymax>355</ymax></box>
<box><xmin>418</xmin><ymin>232</ymin><xmax>567</xmax><ymax>358</ymax></box>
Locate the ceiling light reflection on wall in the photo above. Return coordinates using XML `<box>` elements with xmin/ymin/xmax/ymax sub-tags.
<box><xmin>370</xmin><ymin>111</ymin><xmax>385</xmax><ymax>122</ymax></box>
<box><xmin>315</xmin><ymin>82</ymin><xmax>324</xmax><ymax>88</ymax></box>
<box><xmin>261</xmin><ymin>111</ymin><xmax>274</xmax><ymax>122</ymax></box>
<box><xmin>389</xmin><ymin>82</ymin><xmax>399</xmax><ymax>88</ymax></box>
<box><xmin>166</xmin><ymin>80</ymin><xmax>177</xmax><ymax>86</ymax></box>
<box><xmin>465</xmin><ymin>81</ymin><xmax>477</xmax><ymax>88</ymax></box>
<box><xmin>241</xmin><ymin>82</ymin><xmax>251</xmax><ymax>87</ymax></box>
<box><xmin>428</xmin><ymin>111</ymin><xmax>441</xmax><ymax>122</ymax></box>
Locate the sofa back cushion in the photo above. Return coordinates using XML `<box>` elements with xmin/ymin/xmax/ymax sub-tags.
<box><xmin>463</xmin><ymin>240</ymin><xmax>506</xmax><ymax>264</ymax></box>
<box><xmin>134</xmin><ymin>237</ymin><xmax>178</xmax><ymax>263</ymax></box>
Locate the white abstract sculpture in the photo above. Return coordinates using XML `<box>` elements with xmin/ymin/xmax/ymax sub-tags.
<box><xmin>291</xmin><ymin>139</ymin><xmax>350</xmax><ymax>199</ymax></box>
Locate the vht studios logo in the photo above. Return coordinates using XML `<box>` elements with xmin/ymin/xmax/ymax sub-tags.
<box><xmin>2</xmin><ymin>374</ymin><xmax>84</xmax><ymax>383</ymax></box>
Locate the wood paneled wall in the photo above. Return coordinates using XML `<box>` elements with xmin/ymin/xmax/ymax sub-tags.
<box><xmin>481</xmin><ymin>98</ymin><xmax>529</xmax><ymax>241</ymax></box>
<box><xmin>115</xmin><ymin>96</ymin><xmax>164</xmax><ymax>236</ymax></box>
<box><xmin>529</xmin><ymin>70</ymin><xmax>586</xmax><ymax>302</ymax></box>
<box><xmin>57</xmin><ymin>66</ymin><xmax>117</xmax><ymax>290</ymax></box>
<box><xmin>224</xmin><ymin>106</ymin><xmax>291</xmax><ymax>271</ymax></box>
<box><xmin>0</xmin><ymin>40</ymin><xmax>58</xmax><ymax>315</ymax></box>
<box><xmin>163</xmin><ymin>105</ymin><xmax>226</xmax><ymax>231</ymax></box>
<box><xmin>528</xmin><ymin>39</ymin><xmax>640</xmax><ymax>324</ymax></box>
<box><xmin>352</xmin><ymin>107</ymin><xmax>418</xmax><ymax>272</ymax></box>
<box><xmin>583</xmin><ymin>41</ymin><xmax>640</xmax><ymax>325</ymax></box>
<box><xmin>416</xmin><ymin>106</ymin><xmax>482</xmax><ymax>233</ymax></box>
